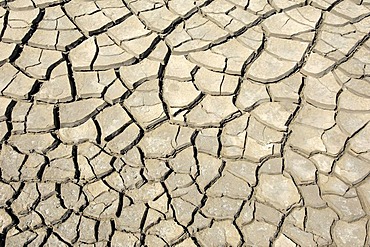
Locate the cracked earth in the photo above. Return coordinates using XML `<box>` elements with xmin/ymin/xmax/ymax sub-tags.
<box><xmin>0</xmin><ymin>0</ymin><xmax>369</xmax><ymax>246</ymax></box>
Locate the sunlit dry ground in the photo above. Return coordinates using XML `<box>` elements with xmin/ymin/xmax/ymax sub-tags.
<box><xmin>0</xmin><ymin>0</ymin><xmax>369</xmax><ymax>246</ymax></box>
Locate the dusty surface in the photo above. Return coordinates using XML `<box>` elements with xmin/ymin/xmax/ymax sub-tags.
<box><xmin>0</xmin><ymin>0</ymin><xmax>370</xmax><ymax>246</ymax></box>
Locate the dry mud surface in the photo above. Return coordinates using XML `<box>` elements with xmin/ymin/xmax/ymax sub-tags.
<box><xmin>0</xmin><ymin>0</ymin><xmax>370</xmax><ymax>246</ymax></box>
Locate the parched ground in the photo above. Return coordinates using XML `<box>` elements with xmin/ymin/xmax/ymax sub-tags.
<box><xmin>0</xmin><ymin>0</ymin><xmax>369</xmax><ymax>246</ymax></box>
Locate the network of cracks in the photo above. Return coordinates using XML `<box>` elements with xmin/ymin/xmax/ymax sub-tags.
<box><xmin>0</xmin><ymin>0</ymin><xmax>369</xmax><ymax>246</ymax></box>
